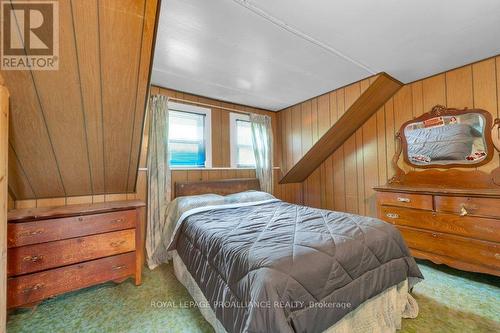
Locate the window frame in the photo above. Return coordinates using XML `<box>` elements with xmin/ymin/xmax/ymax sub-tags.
<box><xmin>168</xmin><ymin>101</ymin><xmax>212</xmax><ymax>168</ymax></box>
<box><xmin>229</xmin><ymin>112</ymin><xmax>255</xmax><ymax>168</ymax></box>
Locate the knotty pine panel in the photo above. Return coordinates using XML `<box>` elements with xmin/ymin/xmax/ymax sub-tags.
<box><xmin>279</xmin><ymin>56</ymin><xmax>500</xmax><ymax>217</ymax></box>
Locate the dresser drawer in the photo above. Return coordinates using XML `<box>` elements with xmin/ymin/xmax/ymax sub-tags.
<box><xmin>8</xmin><ymin>210</ymin><xmax>136</xmax><ymax>248</ymax></box>
<box><xmin>7</xmin><ymin>252</ymin><xmax>135</xmax><ymax>308</ymax></box>
<box><xmin>7</xmin><ymin>229</ymin><xmax>135</xmax><ymax>276</ymax></box>
<box><xmin>435</xmin><ymin>196</ymin><xmax>500</xmax><ymax>218</ymax></box>
<box><xmin>377</xmin><ymin>192</ymin><xmax>433</xmax><ymax>210</ymax></box>
<box><xmin>398</xmin><ymin>226</ymin><xmax>499</xmax><ymax>269</ymax></box>
<box><xmin>380</xmin><ymin>206</ymin><xmax>499</xmax><ymax>243</ymax></box>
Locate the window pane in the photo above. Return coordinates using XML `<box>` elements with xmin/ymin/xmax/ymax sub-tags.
<box><xmin>169</xmin><ymin>111</ymin><xmax>204</xmax><ymax>141</ymax></box>
<box><xmin>235</xmin><ymin>119</ymin><xmax>255</xmax><ymax>167</ymax></box>
<box><xmin>168</xmin><ymin>110</ymin><xmax>206</xmax><ymax>167</ymax></box>
<box><xmin>236</xmin><ymin>120</ymin><xmax>253</xmax><ymax>146</ymax></box>
<box><xmin>237</xmin><ymin>146</ymin><xmax>255</xmax><ymax>167</ymax></box>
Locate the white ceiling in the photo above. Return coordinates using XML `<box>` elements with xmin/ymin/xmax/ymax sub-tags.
<box><xmin>152</xmin><ymin>0</ymin><xmax>500</xmax><ymax>111</ymax></box>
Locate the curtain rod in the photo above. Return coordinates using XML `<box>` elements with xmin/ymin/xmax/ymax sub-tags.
<box><xmin>163</xmin><ymin>96</ymin><xmax>252</xmax><ymax>115</ymax></box>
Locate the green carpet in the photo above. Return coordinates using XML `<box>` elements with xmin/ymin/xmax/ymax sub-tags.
<box><xmin>7</xmin><ymin>260</ymin><xmax>500</xmax><ymax>333</ymax></box>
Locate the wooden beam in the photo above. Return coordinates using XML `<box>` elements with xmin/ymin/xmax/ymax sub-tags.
<box><xmin>0</xmin><ymin>73</ymin><xmax>9</xmax><ymax>333</ymax></box>
<box><xmin>280</xmin><ymin>73</ymin><xmax>403</xmax><ymax>184</ymax></box>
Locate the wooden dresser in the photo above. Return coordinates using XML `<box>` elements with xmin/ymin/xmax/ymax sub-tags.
<box><xmin>7</xmin><ymin>200</ymin><xmax>145</xmax><ymax>308</ymax></box>
<box><xmin>373</xmin><ymin>105</ymin><xmax>500</xmax><ymax>276</ymax></box>
<box><xmin>374</xmin><ymin>184</ymin><xmax>500</xmax><ymax>276</ymax></box>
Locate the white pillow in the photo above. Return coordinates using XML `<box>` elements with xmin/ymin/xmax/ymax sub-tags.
<box><xmin>175</xmin><ymin>193</ymin><xmax>225</xmax><ymax>211</ymax></box>
<box><xmin>224</xmin><ymin>190</ymin><xmax>275</xmax><ymax>204</ymax></box>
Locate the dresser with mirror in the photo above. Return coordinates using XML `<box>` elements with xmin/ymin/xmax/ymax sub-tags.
<box><xmin>374</xmin><ymin>105</ymin><xmax>500</xmax><ymax>276</ymax></box>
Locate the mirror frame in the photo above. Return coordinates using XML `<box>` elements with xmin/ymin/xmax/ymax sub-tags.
<box><xmin>398</xmin><ymin>105</ymin><xmax>495</xmax><ymax>169</ymax></box>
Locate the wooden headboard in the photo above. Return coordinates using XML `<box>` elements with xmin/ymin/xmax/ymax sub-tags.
<box><xmin>174</xmin><ymin>178</ymin><xmax>260</xmax><ymax>198</ymax></box>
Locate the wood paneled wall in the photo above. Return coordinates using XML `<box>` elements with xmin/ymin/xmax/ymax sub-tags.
<box><xmin>3</xmin><ymin>0</ymin><xmax>160</xmax><ymax>200</ymax></box>
<box><xmin>13</xmin><ymin>86</ymin><xmax>285</xmax><ymax>208</ymax></box>
<box><xmin>278</xmin><ymin>56</ymin><xmax>500</xmax><ymax>216</ymax></box>
<box><xmin>151</xmin><ymin>86</ymin><xmax>281</xmax><ymax>167</ymax></box>
<box><xmin>147</xmin><ymin>86</ymin><xmax>286</xmax><ymax>200</ymax></box>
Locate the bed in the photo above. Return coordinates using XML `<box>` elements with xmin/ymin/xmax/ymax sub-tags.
<box><xmin>149</xmin><ymin>178</ymin><xmax>423</xmax><ymax>333</ymax></box>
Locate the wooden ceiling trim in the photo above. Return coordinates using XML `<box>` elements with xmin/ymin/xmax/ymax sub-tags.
<box><xmin>124</xmin><ymin>0</ymin><xmax>148</xmax><ymax>192</ymax></box>
<box><xmin>126</xmin><ymin>0</ymin><xmax>160</xmax><ymax>193</ymax></box>
<box><xmin>99</xmin><ymin>0</ymin><xmax>146</xmax><ymax>193</ymax></box>
<box><xmin>7</xmin><ymin>144</ymin><xmax>35</xmax><ymax>199</ymax></box>
<box><xmin>71</xmin><ymin>0</ymin><xmax>105</xmax><ymax>194</ymax></box>
<box><xmin>280</xmin><ymin>73</ymin><xmax>403</xmax><ymax>184</ymax></box>
<box><xmin>30</xmin><ymin>0</ymin><xmax>92</xmax><ymax>196</ymax></box>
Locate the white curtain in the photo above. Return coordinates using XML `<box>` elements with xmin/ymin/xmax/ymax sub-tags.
<box><xmin>145</xmin><ymin>95</ymin><xmax>171</xmax><ymax>269</ymax></box>
<box><xmin>250</xmin><ymin>113</ymin><xmax>273</xmax><ymax>193</ymax></box>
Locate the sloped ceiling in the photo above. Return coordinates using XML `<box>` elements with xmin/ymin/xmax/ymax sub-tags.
<box><xmin>152</xmin><ymin>0</ymin><xmax>500</xmax><ymax>111</ymax></box>
<box><xmin>3</xmin><ymin>0</ymin><xmax>160</xmax><ymax>200</ymax></box>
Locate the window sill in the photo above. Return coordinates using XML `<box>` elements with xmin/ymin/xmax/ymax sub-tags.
<box><xmin>138</xmin><ymin>167</ymin><xmax>281</xmax><ymax>171</ymax></box>
<box><xmin>170</xmin><ymin>167</ymin><xmax>255</xmax><ymax>170</ymax></box>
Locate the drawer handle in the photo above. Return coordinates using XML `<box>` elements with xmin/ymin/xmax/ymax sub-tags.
<box><xmin>109</xmin><ymin>218</ymin><xmax>124</xmax><ymax>224</ymax></box>
<box><xmin>460</xmin><ymin>204</ymin><xmax>468</xmax><ymax>217</ymax></box>
<box><xmin>112</xmin><ymin>264</ymin><xmax>127</xmax><ymax>270</ymax></box>
<box><xmin>22</xmin><ymin>283</ymin><xmax>44</xmax><ymax>294</ymax></box>
<box><xmin>23</xmin><ymin>255</ymin><xmax>43</xmax><ymax>263</ymax></box>
<box><xmin>386</xmin><ymin>213</ymin><xmax>399</xmax><ymax>219</ymax></box>
<box><xmin>110</xmin><ymin>240</ymin><xmax>126</xmax><ymax>247</ymax></box>
<box><xmin>397</xmin><ymin>197</ymin><xmax>411</xmax><ymax>203</ymax></box>
<box><xmin>19</xmin><ymin>229</ymin><xmax>44</xmax><ymax>237</ymax></box>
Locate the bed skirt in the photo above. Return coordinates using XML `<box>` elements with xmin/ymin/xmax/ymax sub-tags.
<box><xmin>172</xmin><ymin>251</ymin><xmax>419</xmax><ymax>333</ymax></box>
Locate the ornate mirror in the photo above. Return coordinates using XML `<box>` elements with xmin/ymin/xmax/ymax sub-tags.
<box><xmin>400</xmin><ymin>105</ymin><xmax>495</xmax><ymax>168</ymax></box>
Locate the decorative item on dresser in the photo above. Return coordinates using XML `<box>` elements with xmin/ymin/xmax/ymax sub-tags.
<box><xmin>374</xmin><ymin>105</ymin><xmax>500</xmax><ymax>277</ymax></box>
<box><xmin>6</xmin><ymin>200</ymin><xmax>145</xmax><ymax>309</ymax></box>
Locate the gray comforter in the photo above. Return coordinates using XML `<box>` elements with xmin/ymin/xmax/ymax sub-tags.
<box><xmin>170</xmin><ymin>200</ymin><xmax>423</xmax><ymax>333</ymax></box>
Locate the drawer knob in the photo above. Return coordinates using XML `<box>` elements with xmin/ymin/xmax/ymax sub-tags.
<box><xmin>22</xmin><ymin>283</ymin><xmax>44</xmax><ymax>294</ymax></box>
<box><xmin>397</xmin><ymin>197</ymin><xmax>411</xmax><ymax>203</ymax></box>
<box><xmin>460</xmin><ymin>204</ymin><xmax>468</xmax><ymax>217</ymax></box>
<box><xmin>386</xmin><ymin>213</ymin><xmax>399</xmax><ymax>219</ymax></box>
<box><xmin>18</xmin><ymin>229</ymin><xmax>44</xmax><ymax>237</ymax></box>
<box><xmin>23</xmin><ymin>255</ymin><xmax>43</xmax><ymax>263</ymax></box>
<box><xmin>110</xmin><ymin>240</ymin><xmax>126</xmax><ymax>247</ymax></box>
<box><xmin>112</xmin><ymin>264</ymin><xmax>126</xmax><ymax>270</ymax></box>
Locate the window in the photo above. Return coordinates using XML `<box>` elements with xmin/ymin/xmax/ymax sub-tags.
<box><xmin>168</xmin><ymin>102</ymin><xmax>211</xmax><ymax>168</ymax></box>
<box><xmin>230</xmin><ymin>113</ymin><xmax>256</xmax><ymax>168</ymax></box>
